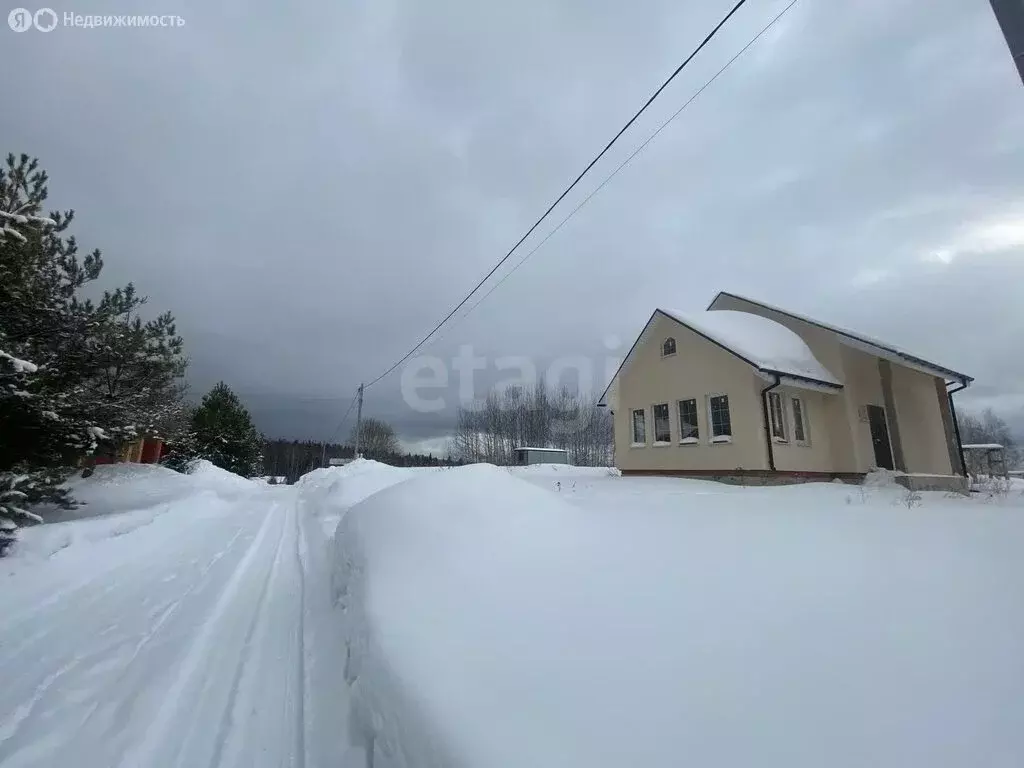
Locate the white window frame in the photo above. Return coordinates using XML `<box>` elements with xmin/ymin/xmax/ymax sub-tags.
<box><xmin>661</xmin><ymin>337</ymin><xmax>677</xmax><ymax>357</ymax></box>
<box><xmin>707</xmin><ymin>393</ymin><xmax>732</xmax><ymax>444</ymax></box>
<box><xmin>651</xmin><ymin>403</ymin><xmax>675</xmax><ymax>444</ymax></box>
<box><xmin>630</xmin><ymin>408</ymin><xmax>647</xmax><ymax>447</ymax></box>
<box><xmin>676</xmin><ymin>397</ymin><xmax>699</xmax><ymax>444</ymax></box>
<box><xmin>791</xmin><ymin>396</ymin><xmax>810</xmax><ymax>446</ymax></box>
<box><xmin>767</xmin><ymin>391</ymin><xmax>788</xmax><ymax>443</ymax></box>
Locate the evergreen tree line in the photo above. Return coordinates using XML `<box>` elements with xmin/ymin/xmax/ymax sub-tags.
<box><xmin>0</xmin><ymin>153</ymin><xmax>263</xmax><ymax>551</ymax></box>
<box><xmin>449</xmin><ymin>381</ymin><xmax>613</xmax><ymax>466</ymax></box>
<box><xmin>264</xmin><ymin>417</ymin><xmax>467</xmax><ymax>485</ymax></box>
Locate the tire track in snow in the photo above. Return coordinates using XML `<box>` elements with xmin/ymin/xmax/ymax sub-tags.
<box><xmin>1</xmin><ymin>523</ymin><xmax>248</xmax><ymax>670</ymax></box>
<box><xmin>0</xmin><ymin>658</ymin><xmax>80</xmax><ymax>752</ymax></box>
<box><xmin>0</xmin><ymin>520</ymin><xmax>256</xmax><ymax>765</ymax></box>
<box><xmin>294</xmin><ymin>502</ymin><xmax>308</xmax><ymax>768</ymax></box>
<box><xmin>1</xmin><ymin>490</ymin><xmax>322</xmax><ymax>768</ymax></box>
<box><xmin>209</xmin><ymin>499</ymin><xmax>307</xmax><ymax>768</ymax></box>
<box><xmin>206</xmin><ymin>503</ymin><xmax>289</xmax><ymax>768</ymax></box>
<box><xmin>115</xmin><ymin>504</ymin><xmax>282</xmax><ymax>768</ymax></box>
<box><xmin>2</xmin><ymin>499</ymin><xmax>198</xmax><ymax>629</ymax></box>
<box><xmin>76</xmin><ymin>525</ymin><xmax>253</xmax><ymax>749</ymax></box>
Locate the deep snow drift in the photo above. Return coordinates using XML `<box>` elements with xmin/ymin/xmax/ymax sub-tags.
<box><xmin>333</xmin><ymin>464</ymin><xmax>1024</xmax><ymax>768</ymax></box>
<box><xmin>295</xmin><ymin>458</ymin><xmax>422</xmax><ymax>537</ymax></box>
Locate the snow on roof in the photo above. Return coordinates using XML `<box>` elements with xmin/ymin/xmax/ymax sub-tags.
<box><xmin>515</xmin><ymin>447</ymin><xmax>568</xmax><ymax>453</ymax></box>
<box><xmin>962</xmin><ymin>443</ymin><xmax>1004</xmax><ymax>450</ymax></box>
<box><xmin>659</xmin><ymin>309</ymin><xmax>842</xmax><ymax>386</ymax></box>
<box><xmin>707</xmin><ymin>291</ymin><xmax>972</xmax><ymax>385</ymax></box>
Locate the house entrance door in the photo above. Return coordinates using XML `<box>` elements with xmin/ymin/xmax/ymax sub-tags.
<box><xmin>866</xmin><ymin>404</ymin><xmax>894</xmax><ymax>470</ymax></box>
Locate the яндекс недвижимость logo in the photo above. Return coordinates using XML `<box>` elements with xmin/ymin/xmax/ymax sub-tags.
<box><xmin>8</xmin><ymin>7</ymin><xmax>57</xmax><ymax>31</ymax></box>
<box><xmin>9</xmin><ymin>8</ymin><xmax>183</xmax><ymax>31</ymax></box>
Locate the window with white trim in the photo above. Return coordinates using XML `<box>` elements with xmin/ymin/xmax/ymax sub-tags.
<box><xmin>661</xmin><ymin>337</ymin><xmax>677</xmax><ymax>357</ymax></box>
<box><xmin>791</xmin><ymin>396</ymin><xmax>808</xmax><ymax>444</ymax></box>
<box><xmin>768</xmin><ymin>391</ymin><xmax>787</xmax><ymax>441</ymax></box>
<box><xmin>677</xmin><ymin>398</ymin><xmax>699</xmax><ymax>441</ymax></box>
<box><xmin>652</xmin><ymin>403</ymin><xmax>670</xmax><ymax>443</ymax></box>
<box><xmin>708</xmin><ymin>394</ymin><xmax>731</xmax><ymax>440</ymax></box>
<box><xmin>631</xmin><ymin>408</ymin><xmax>646</xmax><ymax>445</ymax></box>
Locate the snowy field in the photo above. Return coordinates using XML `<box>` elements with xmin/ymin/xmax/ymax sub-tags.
<box><xmin>335</xmin><ymin>464</ymin><xmax>1024</xmax><ymax>768</ymax></box>
<box><xmin>1</xmin><ymin>461</ymin><xmax>1022</xmax><ymax>767</ymax></box>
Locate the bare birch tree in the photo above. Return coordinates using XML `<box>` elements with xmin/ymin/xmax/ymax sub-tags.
<box><xmin>448</xmin><ymin>381</ymin><xmax>612</xmax><ymax>466</ymax></box>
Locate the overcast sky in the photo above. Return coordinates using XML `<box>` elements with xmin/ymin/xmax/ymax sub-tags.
<box><xmin>5</xmin><ymin>0</ymin><xmax>1024</xmax><ymax>453</ymax></box>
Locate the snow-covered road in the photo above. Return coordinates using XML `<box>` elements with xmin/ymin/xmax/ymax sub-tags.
<box><xmin>3</xmin><ymin>462</ymin><xmax>1022</xmax><ymax>768</ymax></box>
<box><xmin>0</xmin><ymin>485</ymin><xmax>335</xmax><ymax>768</ymax></box>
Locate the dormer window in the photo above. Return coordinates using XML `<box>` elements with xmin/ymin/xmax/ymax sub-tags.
<box><xmin>661</xmin><ymin>337</ymin><xmax>677</xmax><ymax>357</ymax></box>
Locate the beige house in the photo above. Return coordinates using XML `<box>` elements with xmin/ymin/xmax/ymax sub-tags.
<box><xmin>599</xmin><ymin>292</ymin><xmax>973</xmax><ymax>487</ymax></box>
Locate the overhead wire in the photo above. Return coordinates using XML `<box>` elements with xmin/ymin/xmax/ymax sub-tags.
<box><xmin>327</xmin><ymin>389</ymin><xmax>360</xmax><ymax>443</ymax></box>
<box><xmin>363</xmin><ymin>0</ymin><xmax>754</xmax><ymax>389</ymax></box>
<box><xmin>439</xmin><ymin>0</ymin><xmax>800</xmax><ymax>338</ymax></box>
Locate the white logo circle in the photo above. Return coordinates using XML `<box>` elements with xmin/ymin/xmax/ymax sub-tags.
<box><xmin>8</xmin><ymin>7</ymin><xmax>32</xmax><ymax>31</ymax></box>
<box><xmin>34</xmin><ymin>8</ymin><xmax>57</xmax><ymax>31</ymax></box>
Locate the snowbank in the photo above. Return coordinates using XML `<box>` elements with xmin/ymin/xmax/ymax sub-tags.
<box><xmin>296</xmin><ymin>458</ymin><xmax>416</xmax><ymax>537</ymax></box>
<box><xmin>11</xmin><ymin>462</ymin><xmax>265</xmax><ymax>559</ymax></box>
<box><xmin>296</xmin><ymin>458</ymin><xmax>414</xmax><ymax>509</ymax></box>
<box><xmin>12</xmin><ymin>501</ymin><xmax>183</xmax><ymax>560</ymax></box>
<box><xmin>332</xmin><ymin>465</ymin><xmax>1024</xmax><ymax>768</ymax></box>
<box><xmin>53</xmin><ymin>463</ymin><xmax>195</xmax><ymax>520</ymax></box>
<box><xmin>46</xmin><ymin>461</ymin><xmax>260</xmax><ymax>524</ymax></box>
<box><xmin>185</xmin><ymin>459</ymin><xmax>262</xmax><ymax>493</ymax></box>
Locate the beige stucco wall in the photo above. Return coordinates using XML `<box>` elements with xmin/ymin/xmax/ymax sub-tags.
<box><xmin>838</xmin><ymin>345</ymin><xmax>888</xmax><ymax>472</ymax></box>
<box><xmin>613</xmin><ymin>312</ymin><xmax>769</xmax><ymax>472</ymax></box>
<box><xmin>891</xmin><ymin>369</ymin><xmax>954</xmax><ymax>474</ymax></box>
<box><xmin>768</xmin><ymin>385</ymin><xmax>839</xmax><ymax>473</ymax></box>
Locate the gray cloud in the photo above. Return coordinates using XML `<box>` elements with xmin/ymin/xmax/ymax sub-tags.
<box><xmin>3</xmin><ymin>0</ymin><xmax>1023</xmax><ymax>446</ymax></box>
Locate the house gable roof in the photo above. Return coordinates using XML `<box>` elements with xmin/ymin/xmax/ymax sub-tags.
<box><xmin>707</xmin><ymin>291</ymin><xmax>973</xmax><ymax>386</ymax></box>
<box><xmin>598</xmin><ymin>309</ymin><xmax>842</xmax><ymax>405</ymax></box>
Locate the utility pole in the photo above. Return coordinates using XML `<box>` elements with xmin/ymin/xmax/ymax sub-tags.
<box><xmin>990</xmin><ymin>0</ymin><xmax>1024</xmax><ymax>85</ymax></box>
<box><xmin>320</xmin><ymin>440</ymin><xmax>327</xmax><ymax>468</ymax></box>
<box><xmin>354</xmin><ymin>383</ymin><xmax>364</xmax><ymax>458</ymax></box>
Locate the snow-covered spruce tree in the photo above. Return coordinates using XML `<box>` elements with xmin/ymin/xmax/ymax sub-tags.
<box><xmin>0</xmin><ymin>153</ymin><xmax>188</xmax><ymax>545</ymax></box>
<box><xmin>0</xmin><ymin>153</ymin><xmax>96</xmax><ymax>540</ymax></box>
<box><xmin>155</xmin><ymin>399</ymin><xmax>199</xmax><ymax>472</ymax></box>
<box><xmin>187</xmin><ymin>383</ymin><xmax>264</xmax><ymax>477</ymax></box>
<box><xmin>79</xmin><ymin>282</ymin><xmax>187</xmax><ymax>446</ymax></box>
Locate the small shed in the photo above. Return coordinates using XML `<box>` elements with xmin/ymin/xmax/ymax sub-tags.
<box><xmin>513</xmin><ymin>447</ymin><xmax>569</xmax><ymax>466</ymax></box>
<box><xmin>962</xmin><ymin>443</ymin><xmax>1008</xmax><ymax>478</ymax></box>
<box><xmin>329</xmin><ymin>457</ymin><xmax>354</xmax><ymax>467</ymax></box>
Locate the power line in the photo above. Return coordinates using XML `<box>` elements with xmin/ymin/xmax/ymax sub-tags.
<box><xmin>327</xmin><ymin>389</ymin><xmax>360</xmax><ymax>444</ymax></box>
<box><xmin>364</xmin><ymin>0</ymin><xmax>754</xmax><ymax>389</ymax></box>
<box><xmin>442</xmin><ymin>0</ymin><xmax>799</xmax><ymax>335</ymax></box>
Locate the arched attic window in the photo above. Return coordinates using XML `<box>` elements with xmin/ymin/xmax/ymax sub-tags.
<box><xmin>662</xmin><ymin>337</ymin><xmax>677</xmax><ymax>357</ymax></box>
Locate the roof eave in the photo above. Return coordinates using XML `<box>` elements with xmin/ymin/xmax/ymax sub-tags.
<box><xmin>761</xmin><ymin>369</ymin><xmax>844</xmax><ymax>392</ymax></box>
<box><xmin>597</xmin><ymin>310</ymin><xmax>661</xmax><ymax>405</ymax></box>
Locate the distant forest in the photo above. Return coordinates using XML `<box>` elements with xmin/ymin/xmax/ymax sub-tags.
<box><xmin>263</xmin><ymin>438</ymin><xmax>464</xmax><ymax>484</ymax></box>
